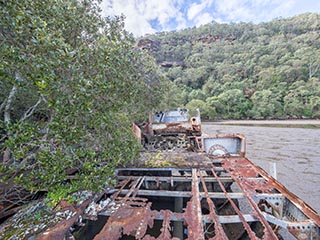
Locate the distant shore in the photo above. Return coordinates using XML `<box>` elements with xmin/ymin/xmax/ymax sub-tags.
<box><xmin>204</xmin><ymin>119</ymin><xmax>320</xmax><ymax>128</ymax></box>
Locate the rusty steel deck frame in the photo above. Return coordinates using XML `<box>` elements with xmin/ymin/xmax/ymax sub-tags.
<box><xmin>93</xmin><ymin>135</ymin><xmax>320</xmax><ymax>240</ymax></box>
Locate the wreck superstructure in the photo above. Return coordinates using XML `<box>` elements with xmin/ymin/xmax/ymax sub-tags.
<box><xmin>89</xmin><ymin>110</ymin><xmax>320</xmax><ymax>239</ymax></box>
<box><xmin>133</xmin><ymin>108</ymin><xmax>201</xmax><ymax>150</ymax></box>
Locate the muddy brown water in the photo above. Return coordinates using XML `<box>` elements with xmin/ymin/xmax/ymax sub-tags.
<box><xmin>203</xmin><ymin>122</ymin><xmax>320</xmax><ymax>213</ymax></box>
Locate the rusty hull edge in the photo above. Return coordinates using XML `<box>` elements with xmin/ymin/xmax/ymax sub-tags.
<box><xmin>254</xmin><ymin>158</ymin><xmax>320</xmax><ymax>227</ymax></box>
<box><xmin>36</xmin><ymin>197</ymin><xmax>93</xmax><ymax>240</ymax></box>
<box><xmin>228</xmin><ymin>157</ymin><xmax>320</xmax><ymax>227</ymax></box>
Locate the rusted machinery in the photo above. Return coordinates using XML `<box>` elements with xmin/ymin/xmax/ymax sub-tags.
<box><xmin>133</xmin><ymin>108</ymin><xmax>201</xmax><ymax>150</ymax></box>
<box><xmin>89</xmin><ymin>110</ymin><xmax>320</xmax><ymax>239</ymax></box>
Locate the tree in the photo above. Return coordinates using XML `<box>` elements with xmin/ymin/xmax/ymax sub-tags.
<box><xmin>249</xmin><ymin>90</ymin><xmax>283</xmax><ymax>119</ymax></box>
<box><xmin>284</xmin><ymin>81</ymin><xmax>318</xmax><ymax>117</ymax></box>
<box><xmin>0</xmin><ymin>0</ymin><xmax>164</xmax><ymax>205</ymax></box>
<box><xmin>202</xmin><ymin>77</ymin><xmax>224</xmax><ymax>97</ymax></box>
<box><xmin>166</xmin><ymin>66</ymin><xmax>184</xmax><ymax>81</ymax></box>
<box><xmin>185</xmin><ymin>99</ymin><xmax>216</xmax><ymax>120</ymax></box>
<box><xmin>207</xmin><ymin>89</ymin><xmax>250</xmax><ymax>119</ymax></box>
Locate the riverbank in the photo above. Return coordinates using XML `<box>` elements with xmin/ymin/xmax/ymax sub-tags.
<box><xmin>204</xmin><ymin>119</ymin><xmax>320</xmax><ymax>129</ymax></box>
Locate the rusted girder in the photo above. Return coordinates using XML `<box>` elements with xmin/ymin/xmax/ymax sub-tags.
<box><xmin>221</xmin><ymin>158</ymin><xmax>283</xmax><ymax>239</ymax></box>
<box><xmin>199</xmin><ymin>171</ymin><xmax>228</xmax><ymax>240</ymax></box>
<box><xmin>210</xmin><ymin>168</ymin><xmax>259</xmax><ymax>240</ymax></box>
<box><xmin>184</xmin><ymin>169</ymin><xmax>205</xmax><ymax>240</ymax></box>
<box><xmin>251</xmin><ymin>160</ymin><xmax>320</xmax><ymax>227</ymax></box>
<box><xmin>222</xmin><ymin>156</ymin><xmax>320</xmax><ymax>239</ymax></box>
<box><xmin>110</xmin><ymin>177</ymin><xmax>131</xmax><ymax>200</ymax></box>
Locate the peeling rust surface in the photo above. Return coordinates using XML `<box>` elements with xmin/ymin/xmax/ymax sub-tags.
<box><xmin>94</xmin><ymin>201</ymin><xmax>154</xmax><ymax>240</ymax></box>
<box><xmin>81</xmin><ymin>134</ymin><xmax>320</xmax><ymax>239</ymax></box>
<box><xmin>156</xmin><ymin>210</ymin><xmax>175</xmax><ymax>240</ymax></box>
<box><xmin>92</xmin><ymin>156</ymin><xmax>319</xmax><ymax>239</ymax></box>
<box><xmin>184</xmin><ymin>169</ymin><xmax>205</xmax><ymax>240</ymax></box>
<box><xmin>199</xmin><ymin>171</ymin><xmax>228</xmax><ymax>240</ymax></box>
<box><xmin>37</xmin><ymin>197</ymin><xmax>93</xmax><ymax>240</ymax></box>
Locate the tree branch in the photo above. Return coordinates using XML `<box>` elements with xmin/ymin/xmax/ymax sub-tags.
<box><xmin>19</xmin><ymin>96</ymin><xmax>43</xmax><ymax>123</ymax></box>
<box><xmin>4</xmin><ymin>85</ymin><xmax>17</xmax><ymax>125</ymax></box>
<box><xmin>0</xmin><ymin>98</ymin><xmax>7</xmax><ymax>113</ymax></box>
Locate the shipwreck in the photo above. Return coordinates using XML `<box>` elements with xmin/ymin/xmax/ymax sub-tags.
<box><xmin>86</xmin><ymin>109</ymin><xmax>320</xmax><ymax>239</ymax></box>
<box><xmin>1</xmin><ymin>109</ymin><xmax>319</xmax><ymax>239</ymax></box>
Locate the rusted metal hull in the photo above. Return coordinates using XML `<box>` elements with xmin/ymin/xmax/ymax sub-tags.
<box><xmin>90</xmin><ymin>135</ymin><xmax>320</xmax><ymax>239</ymax></box>
<box><xmin>3</xmin><ymin>109</ymin><xmax>319</xmax><ymax>239</ymax></box>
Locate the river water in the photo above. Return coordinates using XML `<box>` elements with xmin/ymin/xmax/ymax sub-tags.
<box><xmin>202</xmin><ymin>123</ymin><xmax>320</xmax><ymax>213</ymax></box>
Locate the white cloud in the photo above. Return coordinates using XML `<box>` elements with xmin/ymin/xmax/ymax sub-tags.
<box><xmin>188</xmin><ymin>2</ymin><xmax>206</xmax><ymax>20</ymax></box>
<box><xmin>175</xmin><ymin>13</ymin><xmax>188</xmax><ymax>30</ymax></box>
<box><xmin>101</xmin><ymin>0</ymin><xmax>182</xmax><ymax>36</ymax></box>
<box><xmin>187</xmin><ymin>0</ymin><xmax>214</xmax><ymax>20</ymax></box>
<box><xmin>194</xmin><ymin>12</ymin><xmax>214</xmax><ymax>26</ymax></box>
<box><xmin>100</xmin><ymin>0</ymin><xmax>320</xmax><ymax>36</ymax></box>
<box><xmin>101</xmin><ymin>0</ymin><xmax>148</xmax><ymax>36</ymax></box>
<box><xmin>214</xmin><ymin>0</ymin><xmax>253</xmax><ymax>22</ymax></box>
<box><xmin>213</xmin><ymin>0</ymin><xmax>298</xmax><ymax>23</ymax></box>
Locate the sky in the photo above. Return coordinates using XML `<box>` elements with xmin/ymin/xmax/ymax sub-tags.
<box><xmin>101</xmin><ymin>0</ymin><xmax>320</xmax><ymax>36</ymax></box>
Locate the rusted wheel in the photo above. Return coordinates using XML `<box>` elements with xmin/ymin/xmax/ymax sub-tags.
<box><xmin>208</xmin><ymin>144</ymin><xmax>229</xmax><ymax>156</ymax></box>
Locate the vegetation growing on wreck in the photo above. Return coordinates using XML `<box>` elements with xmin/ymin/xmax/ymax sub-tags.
<box><xmin>1</xmin><ymin>0</ymin><xmax>319</xmax><ymax>237</ymax></box>
<box><xmin>0</xmin><ymin>0</ymin><xmax>166</xmax><ymax>211</ymax></box>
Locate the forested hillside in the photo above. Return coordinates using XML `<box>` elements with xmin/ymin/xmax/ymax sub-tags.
<box><xmin>138</xmin><ymin>13</ymin><xmax>320</xmax><ymax>119</ymax></box>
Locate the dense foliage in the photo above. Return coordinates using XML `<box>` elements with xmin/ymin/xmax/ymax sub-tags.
<box><xmin>1</xmin><ymin>1</ymin><xmax>319</xmax><ymax>210</ymax></box>
<box><xmin>141</xmin><ymin>13</ymin><xmax>320</xmax><ymax>119</ymax></box>
<box><xmin>0</xmin><ymin>0</ymin><xmax>165</xmax><ymax>205</ymax></box>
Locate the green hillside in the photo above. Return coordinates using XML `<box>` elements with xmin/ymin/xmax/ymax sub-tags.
<box><xmin>138</xmin><ymin>13</ymin><xmax>320</xmax><ymax>119</ymax></box>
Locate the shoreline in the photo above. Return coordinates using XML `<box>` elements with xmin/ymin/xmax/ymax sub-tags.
<box><xmin>203</xmin><ymin>119</ymin><xmax>320</xmax><ymax>128</ymax></box>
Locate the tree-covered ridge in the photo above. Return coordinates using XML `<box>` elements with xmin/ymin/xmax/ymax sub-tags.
<box><xmin>139</xmin><ymin>13</ymin><xmax>320</xmax><ymax>119</ymax></box>
<box><xmin>0</xmin><ymin>0</ymin><xmax>166</xmax><ymax>207</ymax></box>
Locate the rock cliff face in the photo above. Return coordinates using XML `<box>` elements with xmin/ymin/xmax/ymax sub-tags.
<box><xmin>137</xmin><ymin>34</ymin><xmax>236</xmax><ymax>68</ymax></box>
<box><xmin>137</xmin><ymin>34</ymin><xmax>236</xmax><ymax>50</ymax></box>
<box><xmin>136</xmin><ymin>38</ymin><xmax>160</xmax><ymax>51</ymax></box>
<box><xmin>194</xmin><ymin>34</ymin><xmax>236</xmax><ymax>44</ymax></box>
<box><xmin>160</xmin><ymin>61</ymin><xmax>186</xmax><ymax>68</ymax></box>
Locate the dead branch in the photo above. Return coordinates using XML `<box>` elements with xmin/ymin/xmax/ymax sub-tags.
<box><xmin>4</xmin><ymin>85</ymin><xmax>17</xmax><ymax>125</ymax></box>
<box><xmin>0</xmin><ymin>98</ymin><xmax>6</xmax><ymax>113</ymax></box>
<box><xmin>19</xmin><ymin>96</ymin><xmax>43</xmax><ymax>123</ymax></box>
